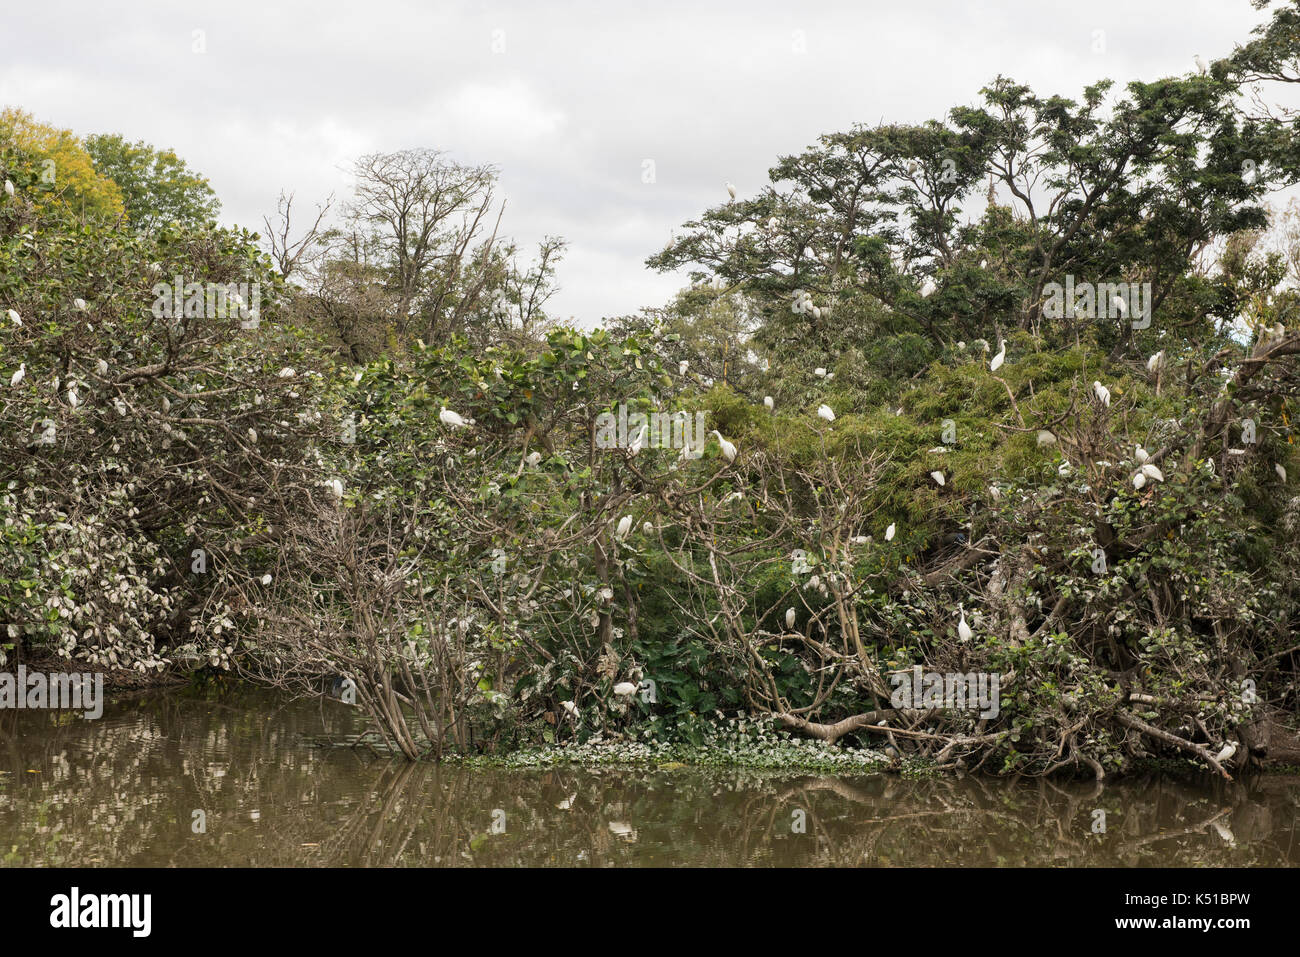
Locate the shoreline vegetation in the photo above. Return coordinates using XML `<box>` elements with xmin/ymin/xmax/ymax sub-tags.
<box><xmin>5</xmin><ymin>3</ymin><xmax>1300</xmax><ymax>781</ymax></box>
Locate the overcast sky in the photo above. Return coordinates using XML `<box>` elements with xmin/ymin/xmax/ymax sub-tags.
<box><xmin>0</xmin><ymin>1</ymin><xmax>1281</xmax><ymax>325</ymax></box>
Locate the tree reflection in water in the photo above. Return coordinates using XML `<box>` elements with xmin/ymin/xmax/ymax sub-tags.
<box><xmin>0</xmin><ymin>688</ymin><xmax>1296</xmax><ymax>866</ymax></box>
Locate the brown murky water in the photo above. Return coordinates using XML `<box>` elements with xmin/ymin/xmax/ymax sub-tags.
<box><xmin>0</xmin><ymin>687</ymin><xmax>1296</xmax><ymax>866</ymax></box>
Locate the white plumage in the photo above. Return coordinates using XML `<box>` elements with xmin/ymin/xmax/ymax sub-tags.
<box><xmin>9</xmin><ymin>363</ymin><xmax>24</xmax><ymax>387</ymax></box>
<box><xmin>679</xmin><ymin>360</ymin><xmax>689</xmax><ymax>375</ymax></box>
<box><xmin>763</xmin><ymin>395</ymin><xmax>774</xmax><ymax>411</ymax></box>
<box><xmin>920</xmin><ymin>277</ymin><xmax>937</xmax><ymax>298</ymax></box>
<box><xmin>1194</xmin><ymin>54</ymin><xmax>1209</xmax><ymax>75</ymax></box>
<box><xmin>526</xmin><ymin>450</ymin><xmax>542</xmax><ymax>466</ymax></box>
<box><xmin>989</xmin><ymin>339</ymin><xmax>1006</xmax><ymax>372</ymax></box>
<box><xmin>817</xmin><ymin>404</ymin><xmax>835</xmax><ymax>422</ymax></box>
<box><xmin>957</xmin><ymin>610</ymin><xmax>973</xmax><ymax>642</ymax></box>
<box><xmin>885</xmin><ymin>522</ymin><xmax>896</xmax><ymax>541</ymax></box>
<box><xmin>1140</xmin><ymin>463</ymin><xmax>1164</xmax><ymax>482</ymax></box>
<box><xmin>711</xmin><ymin>429</ymin><xmax>737</xmax><ymax>462</ymax></box>
<box><xmin>1277</xmin><ymin>463</ymin><xmax>1288</xmax><ymax>483</ymax></box>
<box><xmin>615</xmin><ymin>515</ymin><xmax>633</xmax><ymax>541</ymax></box>
<box><xmin>725</xmin><ymin>181</ymin><xmax>737</xmax><ymax>200</ymax></box>
<box><xmin>1092</xmin><ymin>380</ymin><xmax>1111</xmax><ymax>407</ymax></box>
<box><xmin>785</xmin><ymin>607</ymin><xmax>796</xmax><ymax>630</ymax></box>
<box><xmin>931</xmin><ymin>471</ymin><xmax>946</xmax><ymax>486</ymax></box>
<box><xmin>439</xmin><ymin>408</ymin><xmax>468</xmax><ymax>428</ymax></box>
<box><xmin>7</xmin><ymin>308</ymin><xmax>21</xmax><ymax>326</ymax></box>
<box><xmin>1147</xmin><ymin>350</ymin><xmax>1164</xmax><ymax>373</ymax></box>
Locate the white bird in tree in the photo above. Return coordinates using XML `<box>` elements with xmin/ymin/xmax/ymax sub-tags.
<box><xmin>710</xmin><ymin>429</ymin><xmax>737</xmax><ymax>462</ymax></box>
<box><xmin>885</xmin><ymin>522</ymin><xmax>896</xmax><ymax>541</ymax></box>
<box><xmin>1133</xmin><ymin>471</ymin><xmax>1147</xmax><ymax>490</ymax></box>
<box><xmin>1092</xmin><ymin>380</ymin><xmax>1111</xmax><ymax>407</ymax></box>
<box><xmin>94</xmin><ymin>358</ymin><xmax>108</xmax><ymax>377</ymax></box>
<box><xmin>930</xmin><ymin>470</ymin><xmax>946</xmax><ymax>486</ymax></box>
<box><xmin>989</xmin><ymin>339</ymin><xmax>1006</xmax><ymax>372</ymax></box>
<box><xmin>277</xmin><ymin>367</ymin><xmax>296</xmax><ymax>378</ymax></box>
<box><xmin>65</xmin><ymin>382</ymin><xmax>79</xmax><ymax>409</ymax></box>
<box><xmin>920</xmin><ymin>277</ymin><xmax>937</xmax><ymax>298</ymax></box>
<box><xmin>74</xmin><ymin>298</ymin><xmax>88</xmax><ymax>312</ymax></box>
<box><xmin>3</xmin><ymin>180</ymin><xmax>13</xmax><ymax>197</ymax></box>
<box><xmin>439</xmin><ymin>407</ymin><xmax>468</xmax><ymax>428</ymax></box>
<box><xmin>1147</xmin><ymin>350</ymin><xmax>1165</xmax><ymax>373</ymax></box>
<box><xmin>957</xmin><ymin>608</ymin><xmax>973</xmax><ymax>642</ymax></box>
<box><xmin>1135</xmin><ymin>445</ymin><xmax>1150</xmax><ymax>464</ymax></box>
<box><xmin>1140</xmin><ymin>463</ymin><xmax>1164</xmax><ymax>483</ymax></box>
<box><xmin>989</xmin><ymin>485</ymin><xmax>1002</xmax><ymax>500</ymax></box>
<box><xmin>35</xmin><ymin>419</ymin><xmax>56</xmax><ymax>446</ymax></box>
<box><xmin>679</xmin><ymin>360</ymin><xmax>689</xmax><ymax>375</ymax></box>
<box><xmin>642</xmin><ymin>521</ymin><xmax>654</xmax><ymax>534</ymax></box>
<box><xmin>725</xmin><ymin>181</ymin><xmax>737</xmax><ymax>200</ymax></box>
<box><xmin>613</xmin><ymin>682</ymin><xmax>638</xmax><ymax>697</ymax></box>
<box><xmin>560</xmin><ymin>700</ymin><xmax>579</xmax><ymax>719</ymax></box>
<box><xmin>9</xmin><ymin>363</ymin><xmax>25</xmax><ymax>387</ymax></box>
<box><xmin>260</xmin><ymin>574</ymin><xmax>273</xmax><ymax>586</ymax></box>
<box><xmin>785</xmin><ymin>607</ymin><xmax>796</xmax><ymax>630</ymax></box>
<box><xmin>763</xmin><ymin>395</ymin><xmax>774</xmax><ymax>411</ymax></box>
<box><xmin>526</xmin><ymin>450</ymin><xmax>542</xmax><ymax>467</ymax></box>
<box><xmin>1194</xmin><ymin>54</ymin><xmax>1209</xmax><ymax>75</ymax></box>
<box><xmin>247</xmin><ymin>428</ymin><xmax>258</xmax><ymax>444</ymax></box>
<box><xmin>814</xmin><ymin>367</ymin><xmax>827</xmax><ymax>378</ymax></box>
<box><xmin>1214</xmin><ymin>740</ymin><xmax>1236</xmax><ymax>764</ymax></box>
<box><xmin>327</xmin><ymin>478</ymin><xmax>344</xmax><ymax>500</ymax></box>
<box><xmin>1277</xmin><ymin>463</ymin><xmax>1288</xmax><ymax>483</ymax></box>
<box><xmin>7</xmin><ymin>308</ymin><xmax>21</xmax><ymax>327</ymax></box>
<box><xmin>628</xmin><ymin>424</ymin><xmax>648</xmax><ymax>456</ymax></box>
<box><xmin>817</xmin><ymin>404</ymin><xmax>835</xmax><ymax>422</ymax></box>
<box><xmin>615</xmin><ymin>515</ymin><xmax>633</xmax><ymax>541</ymax></box>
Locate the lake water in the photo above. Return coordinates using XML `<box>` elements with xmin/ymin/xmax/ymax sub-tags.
<box><xmin>1</xmin><ymin>687</ymin><xmax>1296</xmax><ymax>866</ymax></box>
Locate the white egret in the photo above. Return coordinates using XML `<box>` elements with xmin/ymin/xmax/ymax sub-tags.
<box><xmin>814</xmin><ymin>367</ymin><xmax>827</xmax><ymax>377</ymax></box>
<box><xmin>74</xmin><ymin>298</ymin><xmax>88</xmax><ymax>312</ymax></box>
<box><xmin>989</xmin><ymin>339</ymin><xmax>1006</xmax><ymax>372</ymax></box>
<box><xmin>613</xmin><ymin>682</ymin><xmax>637</xmax><ymax>697</ymax></box>
<box><xmin>561</xmin><ymin>700</ymin><xmax>579</xmax><ymax>719</ymax></box>
<box><xmin>526</xmin><ymin>450</ymin><xmax>542</xmax><ymax>467</ymax></box>
<box><xmin>885</xmin><ymin>522</ymin><xmax>896</xmax><ymax>541</ymax></box>
<box><xmin>615</xmin><ymin>515</ymin><xmax>633</xmax><ymax>541</ymax></box>
<box><xmin>439</xmin><ymin>408</ymin><xmax>468</xmax><ymax>428</ymax></box>
<box><xmin>763</xmin><ymin>395</ymin><xmax>774</xmax><ymax>411</ymax></box>
<box><xmin>277</xmin><ymin>367</ymin><xmax>296</xmax><ymax>378</ymax></box>
<box><xmin>1111</xmin><ymin>294</ymin><xmax>1126</xmax><ymax>316</ymax></box>
<box><xmin>9</xmin><ymin>363</ymin><xmax>24</xmax><ymax>387</ymax></box>
<box><xmin>957</xmin><ymin>609</ymin><xmax>973</xmax><ymax>642</ymax></box>
<box><xmin>1214</xmin><ymin>741</ymin><xmax>1236</xmax><ymax>764</ymax></box>
<box><xmin>1141</xmin><ymin>463</ymin><xmax>1164</xmax><ymax>482</ymax></box>
<box><xmin>260</xmin><ymin>574</ymin><xmax>272</xmax><ymax>586</ymax></box>
<box><xmin>817</xmin><ymin>404</ymin><xmax>835</xmax><ymax>422</ymax></box>
<box><xmin>989</xmin><ymin>485</ymin><xmax>1002</xmax><ymax>500</ymax></box>
<box><xmin>35</xmin><ymin>419</ymin><xmax>56</xmax><ymax>446</ymax></box>
<box><xmin>930</xmin><ymin>471</ymin><xmax>946</xmax><ymax>486</ymax></box>
<box><xmin>710</xmin><ymin>430</ymin><xmax>737</xmax><ymax>462</ymax></box>
<box><xmin>785</xmin><ymin>607</ymin><xmax>796</xmax><ymax>630</ymax></box>
<box><xmin>3</xmin><ymin>180</ymin><xmax>13</xmax><ymax>197</ymax></box>
<box><xmin>6</xmin><ymin>308</ymin><xmax>20</xmax><ymax>326</ymax></box>
<box><xmin>642</xmin><ymin>521</ymin><xmax>654</xmax><ymax>535</ymax></box>
<box><xmin>725</xmin><ymin>181</ymin><xmax>737</xmax><ymax>200</ymax></box>
<box><xmin>327</xmin><ymin>478</ymin><xmax>344</xmax><ymax>499</ymax></box>
<box><xmin>65</xmin><ymin>382</ymin><xmax>79</xmax><ymax>409</ymax></box>
<box><xmin>1092</xmin><ymin>380</ymin><xmax>1111</xmax><ymax>407</ymax></box>
<box><xmin>679</xmin><ymin>360</ymin><xmax>689</xmax><ymax>375</ymax></box>
<box><xmin>1277</xmin><ymin>463</ymin><xmax>1288</xmax><ymax>483</ymax></box>
<box><xmin>1133</xmin><ymin>472</ymin><xmax>1147</xmax><ymax>490</ymax></box>
<box><xmin>1147</xmin><ymin>350</ymin><xmax>1165</xmax><ymax>373</ymax></box>
<box><xmin>1135</xmin><ymin>445</ymin><xmax>1150</xmax><ymax>464</ymax></box>
<box><xmin>96</xmin><ymin>358</ymin><xmax>108</xmax><ymax>376</ymax></box>
<box><xmin>628</xmin><ymin>424</ymin><xmax>648</xmax><ymax>456</ymax></box>
<box><xmin>920</xmin><ymin>277</ymin><xmax>937</xmax><ymax>298</ymax></box>
<box><xmin>1194</xmin><ymin>54</ymin><xmax>1209</xmax><ymax>75</ymax></box>
<box><xmin>247</xmin><ymin>428</ymin><xmax>258</xmax><ymax>443</ymax></box>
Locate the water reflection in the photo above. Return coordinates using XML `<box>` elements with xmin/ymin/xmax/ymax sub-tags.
<box><xmin>0</xmin><ymin>688</ymin><xmax>1296</xmax><ymax>866</ymax></box>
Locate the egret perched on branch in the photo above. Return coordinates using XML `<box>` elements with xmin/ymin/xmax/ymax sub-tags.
<box><xmin>1214</xmin><ymin>740</ymin><xmax>1236</xmax><ymax>764</ymax></box>
<box><xmin>989</xmin><ymin>339</ymin><xmax>1006</xmax><ymax>372</ymax></box>
<box><xmin>817</xmin><ymin>404</ymin><xmax>835</xmax><ymax>422</ymax></box>
<box><xmin>628</xmin><ymin>424</ymin><xmax>648</xmax><ymax>456</ymax></box>
<box><xmin>6</xmin><ymin>309</ymin><xmax>20</xmax><ymax>327</ymax></box>
<box><xmin>725</xmin><ymin>181</ymin><xmax>737</xmax><ymax>200</ymax></box>
<box><xmin>1135</xmin><ymin>445</ymin><xmax>1150</xmax><ymax>464</ymax></box>
<box><xmin>814</xmin><ymin>367</ymin><xmax>827</xmax><ymax>378</ymax></box>
<box><xmin>96</xmin><ymin>358</ymin><xmax>108</xmax><ymax>376</ymax></box>
<box><xmin>1092</xmin><ymin>380</ymin><xmax>1111</xmax><ymax>407</ymax></box>
<box><xmin>989</xmin><ymin>485</ymin><xmax>1003</xmax><ymax>500</ymax></box>
<box><xmin>920</xmin><ymin>277</ymin><xmax>937</xmax><ymax>298</ymax></box>
<box><xmin>327</xmin><ymin>478</ymin><xmax>344</xmax><ymax>500</ymax></box>
<box><xmin>1141</xmin><ymin>463</ymin><xmax>1164</xmax><ymax>483</ymax></box>
<box><xmin>613</xmin><ymin>682</ymin><xmax>637</xmax><ymax>697</ymax></box>
<box><xmin>1194</xmin><ymin>54</ymin><xmax>1209</xmax><ymax>75</ymax></box>
<box><xmin>679</xmin><ymin>360</ymin><xmax>689</xmax><ymax>375</ymax></box>
<box><xmin>277</xmin><ymin>367</ymin><xmax>296</xmax><ymax>378</ymax></box>
<box><xmin>885</xmin><ymin>522</ymin><xmax>896</xmax><ymax>541</ymax></box>
<box><xmin>957</xmin><ymin>608</ymin><xmax>973</xmax><ymax>642</ymax></box>
<box><xmin>930</xmin><ymin>471</ymin><xmax>946</xmax><ymax>486</ymax></box>
<box><xmin>1277</xmin><ymin>463</ymin><xmax>1288</xmax><ymax>483</ymax></box>
<box><xmin>3</xmin><ymin>180</ymin><xmax>13</xmax><ymax>197</ymax></box>
<box><xmin>615</xmin><ymin>515</ymin><xmax>633</xmax><ymax>541</ymax></box>
<box><xmin>65</xmin><ymin>382</ymin><xmax>79</xmax><ymax>409</ymax></box>
<box><xmin>439</xmin><ymin>407</ymin><xmax>467</xmax><ymax>428</ymax></box>
<box><xmin>785</xmin><ymin>607</ymin><xmax>796</xmax><ymax>630</ymax></box>
<box><xmin>763</xmin><ymin>395</ymin><xmax>774</xmax><ymax>411</ymax></box>
<box><xmin>260</xmin><ymin>574</ymin><xmax>272</xmax><ymax>586</ymax></box>
<box><xmin>74</xmin><ymin>298</ymin><xmax>88</xmax><ymax>312</ymax></box>
<box><xmin>560</xmin><ymin>700</ymin><xmax>579</xmax><ymax>719</ymax></box>
<box><xmin>526</xmin><ymin>450</ymin><xmax>542</xmax><ymax>467</ymax></box>
<box><xmin>1147</xmin><ymin>350</ymin><xmax>1165</xmax><ymax>374</ymax></box>
<box><xmin>9</xmin><ymin>363</ymin><xmax>24</xmax><ymax>387</ymax></box>
<box><xmin>710</xmin><ymin>430</ymin><xmax>737</xmax><ymax>462</ymax></box>
<box><xmin>642</xmin><ymin>521</ymin><xmax>654</xmax><ymax>535</ymax></box>
<box><xmin>247</xmin><ymin>428</ymin><xmax>258</xmax><ymax>444</ymax></box>
<box><xmin>1133</xmin><ymin>472</ymin><xmax>1147</xmax><ymax>490</ymax></box>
